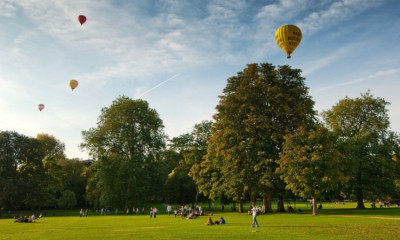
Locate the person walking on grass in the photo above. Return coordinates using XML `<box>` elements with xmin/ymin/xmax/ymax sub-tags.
<box><xmin>251</xmin><ymin>202</ymin><xmax>259</xmax><ymax>228</ymax></box>
<box><xmin>167</xmin><ymin>205</ymin><xmax>172</xmax><ymax>216</ymax></box>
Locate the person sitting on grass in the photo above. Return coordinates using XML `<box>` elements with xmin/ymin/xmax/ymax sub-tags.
<box><xmin>287</xmin><ymin>203</ymin><xmax>295</xmax><ymax>213</ymax></box>
<box><xmin>186</xmin><ymin>212</ymin><xmax>196</xmax><ymax>219</ymax></box>
<box><xmin>14</xmin><ymin>216</ymin><xmax>23</xmax><ymax>223</ymax></box>
<box><xmin>206</xmin><ymin>217</ymin><xmax>214</xmax><ymax>225</ymax></box>
<box><xmin>219</xmin><ymin>216</ymin><xmax>226</xmax><ymax>224</ymax></box>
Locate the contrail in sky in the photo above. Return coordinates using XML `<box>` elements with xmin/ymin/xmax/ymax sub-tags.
<box><xmin>136</xmin><ymin>73</ymin><xmax>181</xmax><ymax>98</ymax></box>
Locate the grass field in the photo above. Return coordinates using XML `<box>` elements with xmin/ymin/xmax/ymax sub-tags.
<box><xmin>1</xmin><ymin>202</ymin><xmax>399</xmax><ymax>240</ymax></box>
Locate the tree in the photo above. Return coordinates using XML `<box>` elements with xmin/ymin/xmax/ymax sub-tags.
<box><xmin>36</xmin><ymin>134</ymin><xmax>65</xmax><ymax>208</ymax></box>
<box><xmin>204</xmin><ymin>63</ymin><xmax>316</xmax><ymax>212</ymax></box>
<box><xmin>58</xmin><ymin>159</ymin><xmax>87</xmax><ymax>206</ymax></box>
<box><xmin>0</xmin><ymin>131</ymin><xmax>27</xmax><ymax>211</ymax></box>
<box><xmin>0</xmin><ymin>131</ymin><xmax>65</xmax><ymax>211</ymax></box>
<box><xmin>322</xmin><ymin>91</ymin><xmax>398</xmax><ymax>209</ymax></box>
<box><xmin>81</xmin><ymin>96</ymin><xmax>167</xmax><ymax>208</ymax></box>
<box><xmin>166</xmin><ymin>120</ymin><xmax>212</xmax><ymax>204</ymax></box>
<box><xmin>82</xmin><ymin>162</ymin><xmax>100</xmax><ymax>208</ymax></box>
<box><xmin>58</xmin><ymin>190</ymin><xmax>77</xmax><ymax>209</ymax></box>
<box><xmin>36</xmin><ymin>133</ymin><xmax>66</xmax><ymax>159</ymax></box>
<box><xmin>393</xmin><ymin>140</ymin><xmax>400</xmax><ymax>199</ymax></box>
<box><xmin>277</xmin><ymin>125</ymin><xmax>344</xmax><ymax>215</ymax></box>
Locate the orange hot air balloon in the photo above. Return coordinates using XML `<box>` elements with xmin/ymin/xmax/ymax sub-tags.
<box><xmin>69</xmin><ymin>79</ymin><xmax>79</xmax><ymax>90</ymax></box>
<box><xmin>38</xmin><ymin>104</ymin><xmax>45</xmax><ymax>112</ymax></box>
<box><xmin>78</xmin><ymin>15</ymin><xmax>87</xmax><ymax>25</ymax></box>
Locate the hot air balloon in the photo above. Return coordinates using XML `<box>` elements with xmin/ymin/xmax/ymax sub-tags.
<box><xmin>38</xmin><ymin>104</ymin><xmax>45</xmax><ymax>112</ymax></box>
<box><xmin>78</xmin><ymin>15</ymin><xmax>86</xmax><ymax>25</ymax></box>
<box><xmin>69</xmin><ymin>79</ymin><xmax>79</xmax><ymax>90</ymax></box>
<box><xmin>275</xmin><ymin>25</ymin><xmax>302</xmax><ymax>59</ymax></box>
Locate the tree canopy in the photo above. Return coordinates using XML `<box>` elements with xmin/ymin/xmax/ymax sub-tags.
<box><xmin>278</xmin><ymin>125</ymin><xmax>344</xmax><ymax>215</ymax></box>
<box><xmin>197</xmin><ymin>63</ymin><xmax>316</xmax><ymax>212</ymax></box>
<box><xmin>322</xmin><ymin>91</ymin><xmax>399</xmax><ymax>208</ymax></box>
<box><xmin>81</xmin><ymin>96</ymin><xmax>167</xmax><ymax>208</ymax></box>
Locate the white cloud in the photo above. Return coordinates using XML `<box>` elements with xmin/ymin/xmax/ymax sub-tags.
<box><xmin>313</xmin><ymin>67</ymin><xmax>400</xmax><ymax>93</ymax></box>
<box><xmin>301</xmin><ymin>45</ymin><xmax>353</xmax><ymax>76</ymax></box>
<box><xmin>299</xmin><ymin>0</ymin><xmax>384</xmax><ymax>34</ymax></box>
<box><xmin>0</xmin><ymin>0</ymin><xmax>18</xmax><ymax>18</ymax></box>
<box><xmin>256</xmin><ymin>0</ymin><xmax>308</xmax><ymax>21</ymax></box>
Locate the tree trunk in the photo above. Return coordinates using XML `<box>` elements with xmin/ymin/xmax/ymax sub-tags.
<box><xmin>250</xmin><ymin>192</ymin><xmax>256</xmax><ymax>205</ymax></box>
<box><xmin>356</xmin><ymin>189</ymin><xmax>365</xmax><ymax>209</ymax></box>
<box><xmin>312</xmin><ymin>197</ymin><xmax>317</xmax><ymax>216</ymax></box>
<box><xmin>356</xmin><ymin>162</ymin><xmax>365</xmax><ymax>209</ymax></box>
<box><xmin>276</xmin><ymin>194</ymin><xmax>285</xmax><ymax>212</ymax></box>
<box><xmin>263</xmin><ymin>193</ymin><xmax>272</xmax><ymax>213</ymax></box>
<box><xmin>194</xmin><ymin>186</ymin><xmax>199</xmax><ymax>206</ymax></box>
<box><xmin>239</xmin><ymin>199</ymin><xmax>244</xmax><ymax>213</ymax></box>
<box><xmin>232</xmin><ymin>202</ymin><xmax>236</xmax><ymax>212</ymax></box>
<box><xmin>208</xmin><ymin>199</ymin><xmax>211</xmax><ymax>211</ymax></box>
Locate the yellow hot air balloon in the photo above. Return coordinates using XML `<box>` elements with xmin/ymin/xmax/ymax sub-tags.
<box><xmin>275</xmin><ymin>25</ymin><xmax>302</xmax><ymax>59</ymax></box>
<box><xmin>69</xmin><ymin>79</ymin><xmax>79</xmax><ymax>90</ymax></box>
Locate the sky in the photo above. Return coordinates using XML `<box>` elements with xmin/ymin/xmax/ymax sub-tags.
<box><xmin>1</xmin><ymin>0</ymin><xmax>399</xmax><ymax>159</ymax></box>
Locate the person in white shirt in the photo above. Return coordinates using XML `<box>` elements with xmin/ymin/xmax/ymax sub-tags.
<box><xmin>251</xmin><ymin>203</ymin><xmax>259</xmax><ymax>228</ymax></box>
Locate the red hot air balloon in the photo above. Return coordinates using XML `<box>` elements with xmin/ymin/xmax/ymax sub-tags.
<box><xmin>38</xmin><ymin>104</ymin><xmax>45</xmax><ymax>112</ymax></box>
<box><xmin>78</xmin><ymin>15</ymin><xmax>87</xmax><ymax>25</ymax></box>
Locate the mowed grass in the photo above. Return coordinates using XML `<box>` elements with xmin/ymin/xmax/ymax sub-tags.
<box><xmin>1</xmin><ymin>203</ymin><xmax>399</xmax><ymax>240</ymax></box>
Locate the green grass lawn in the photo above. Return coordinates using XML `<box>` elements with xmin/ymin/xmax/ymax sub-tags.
<box><xmin>1</xmin><ymin>202</ymin><xmax>399</xmax><ymax>240</ymax></box>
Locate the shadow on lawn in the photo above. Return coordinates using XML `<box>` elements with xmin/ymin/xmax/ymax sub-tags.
<box><xmin>317</xmin><ymin>207</ymin><xmax>400</xmax><ymax>217</ymax></box>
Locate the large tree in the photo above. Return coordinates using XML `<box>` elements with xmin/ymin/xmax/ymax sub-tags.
<box><xmin>322</xmin><ymin>91</ymin><xmax>398</xmax><ymax>209</ymax></box>
<box><xmin>81</xmin><ymin>96</ymin><xmax>167</xmax><ymax>208</ymax></box>
<box><xmin>204</xmin><ymin>63</ymin><xmax>316</xmax><ymax>212</ymax></box>
<box><xmin>0</xmin><ymin>131</ymin><xmax>65</xmax><ymax>211</ymax></box>
<box><xmin>0</xmin><ymin>131</ymin><xmax>27</xmax><ymax>211</ymax></box>
<box><xmin>277</xmin><ymin>125</ymin><xmax>344</xmax><ymax>215</ymax></box>
<box><xmin>166</xmin><ymin>120</ymin><xmax>212</xmax><ymax>204</ymax></box>
<box><xmin>36</xmin><ymin>134</ymin><xmax>65</xmax><ymax>208</ymax></box>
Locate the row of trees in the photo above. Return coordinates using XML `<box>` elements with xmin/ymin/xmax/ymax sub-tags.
<box><xmin>1</xmin><ymin>63</ymin><xmax>399</xmax><ymax>215</ymax></box>
<box><xmin>193</xmin><ymin>63</ymin><xmax>399</xmax><ymax>215</ymax></box>
<box><xmin>0</xmin><ymin>132</ymin><xmax>88</xmax><ymax>213</ymax></box>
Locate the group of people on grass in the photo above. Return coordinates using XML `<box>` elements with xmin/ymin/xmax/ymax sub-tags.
<box><xmin>206</xmin><ymin>216</ymin><xmax>226</xmax><ymax>225</ymax></box>
<box><xmin>79</xmin><ymin>209</ymin><xmax>89</xmax><ymax>217</ymax></box>
<box><xmin>93</xmin><ymin>207</ymin><xmax>146</xmax><ymax>216</ymax></box>
<box><xmin>75</xmin><ymin>202</ymin><xmax>266</xmax><ymax>229</ymax></box>
<box><xmin>14</xmin><ymin>214</ymin><xmax>41</xmax><ymax>223</ymax></box>
<box><xmin>149</xmin><ymin>207</ymin><xmax>158</xmax><ymax>218</ymax></box>
<box><xmin>125</xmin><ymin>207</ymin><xmax>144</xmax><ymax>215</ymax></box>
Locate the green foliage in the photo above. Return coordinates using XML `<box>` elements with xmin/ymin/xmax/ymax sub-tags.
<box><xmin>278</xmin><ymin>125</ymin><xmax>345</xmax><ymax>215</ymax></box>
<box><xmin>201</xmin><ymin>63</ymin><xmax>316</xmax><ymax>212</ymax></box>
<box><xmin>166</xmin><ymin>120</ymin><xmax>213</xmax><ymax>204</ymax></box>
<box><xmin>0</xmin><ymin>131</ymin><xmax>66</xmax><ymax>210</ymax></box>
<box><xmin>81</xmin><ymin>96</ymin><xmax>167</xmax><ymax>208</ymax></box>
<box><xmin>58</xmin><ymin>190</ymin><xmax>77</xmax><ymax>209</ymax></box>
<box><xmin>36</xmin><ymin>133</ymin><xmax>66</xmax><ymax>159</ymax></box>
<box><xmin>58</xmin><ymin>159</ymin><xmax>87</xmax><ymax>206</ymax></box>
<box><xmin>0</xmin><ymin>131</ymin><xmax>26</xmax><ymax>209</ymax></box>
<box><xmin>322</xmin><ymin>91</ymin><xmax>399</xmax><ymax>208</ymax></box>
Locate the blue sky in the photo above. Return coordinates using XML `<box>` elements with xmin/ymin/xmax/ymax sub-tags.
<box><xmin>1</xmin><ymin>0</ymin><xmax>399</xmax><ymax>159</ymax></box>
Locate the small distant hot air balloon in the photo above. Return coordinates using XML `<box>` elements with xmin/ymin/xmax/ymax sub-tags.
<box><xmin>38</xmin><ymin>104</ymin><xmax>45</xmax><ymax>112</ymax></box>
<box><xmin>275</xmin><ymin>24</ymin><xmax>302</xmax><ymax>59</ymax></box>
<box><xmin>78</xmin><ymin>15</ymin><xmax>87</xmax><ymax>25</ymax></box>
<box><xmin>69</xmin><ymin>79</ymin><xmax>79</xmax><ymax>90</ymax></box>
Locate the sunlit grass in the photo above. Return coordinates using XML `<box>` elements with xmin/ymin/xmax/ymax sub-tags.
<box><xmin>1</xmin><ymin>202</ymin><xmax>399</xmax><ymax>240</ymax></box>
